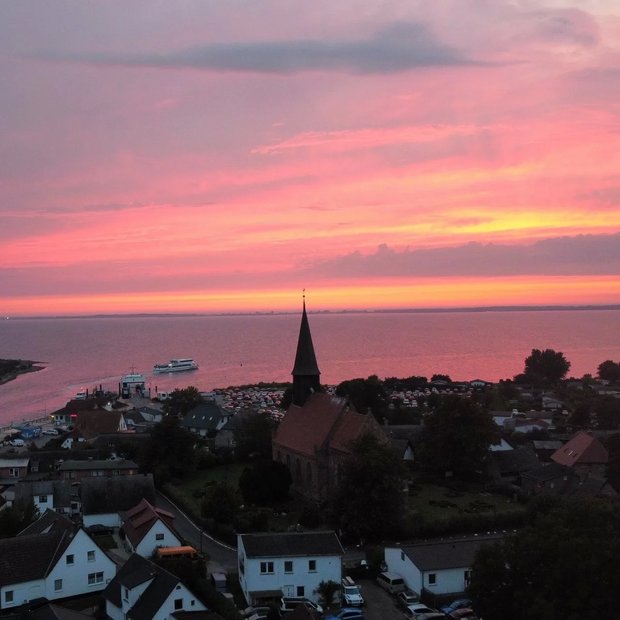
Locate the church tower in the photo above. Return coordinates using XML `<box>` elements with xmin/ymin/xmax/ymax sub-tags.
<box><xmin>291</xmin><ymin>297</ymin><xmax>322</xmax><ymax>407</ymax></box>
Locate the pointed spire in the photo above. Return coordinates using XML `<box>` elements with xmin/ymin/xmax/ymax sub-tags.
<box><xmin>291</xmin><ymin>293</ymin><xmax>321</xmax><ymax>407</ymax></box>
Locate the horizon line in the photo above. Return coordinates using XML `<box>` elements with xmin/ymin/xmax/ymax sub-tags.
<box><xmin>3</xmin><ymin>303</ymin><xmax>619</xmax><ymax>320</ymax></box>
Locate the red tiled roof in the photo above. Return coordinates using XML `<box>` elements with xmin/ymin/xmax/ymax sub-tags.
<box><xmin>123</xmin><ymin>498</ymin><xmax>178</xmax><ymax>548</ymax></box>
<box><xmin>74</xmin><ymin>410</ymin><xmax>124</xmax><ymax>440</ymax></box>
<box><xmin>551</xmin><ymin>431</ymin><xmax>609</xmax><ymax>467</ymax></box>
<box><xmin>273</xmin><ymin>392</ymin><xmax>382</xmax><ymax>456</ymax></box>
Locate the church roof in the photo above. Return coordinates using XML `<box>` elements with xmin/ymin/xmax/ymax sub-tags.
<box><xmin>291</xmin><ymin>301</ymin><xmax>320</xmax><ymax>377</ymax></box>
<box><xmin>273</xmin><ymin>392</ymin><xmax>380</xmax><ymax>457</ymax></box>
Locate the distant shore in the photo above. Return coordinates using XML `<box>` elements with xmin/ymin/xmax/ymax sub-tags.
<box><xmin>0</xmin><ymin>359</ymin><xmax>45</xmax><ymax>386</ymax></box>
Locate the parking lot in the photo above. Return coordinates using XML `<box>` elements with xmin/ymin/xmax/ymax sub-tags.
<box><xmin>355</xmin><ymin>578</ymin><xmax>402</xmax><ymax>620</ymax></box>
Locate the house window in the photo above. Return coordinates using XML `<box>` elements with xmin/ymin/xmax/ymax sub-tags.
<box><xmin>428</xmin><ymin>573</ymin><xmax>436</xmax><ymax>585</ymax></box>
<box><xmin>240</xmin><ymin>558</ymin><xmax>245</xmax><ymax>574</ymax></box>
<box><xmin>5</xmin><ymin>591</ymin><xmax>14</xmax><ymax>603</ymax></box>
<box><xmin>401</xmin><ymin>550</ymin><xmax>405</xmax><ymax>561</ymax></box>
<box><xmin>87</xmin><ymin>550</ymin><xmax>95</xmax><ymax>562</ymax></box>
<box><xmin>88</xmin><ymin>572</ymin><xmax>104</xmax><ymax>585</ymax></box>
<box><xmin>155</xmin><ymin>533</ymin><xmax>165</xmax><ymax>541</ymax></box>
<box><xmin>39</xmin><ymin>495</ymin><xmax>48</xmax><ymax>503</ymax></box>
<box><xmin>9</xmin><ymin>468</ymin><xmax>18</xmax><ymax>478</ymax></box>
<box><xmin>54</xmin><ymin>579</ymin><xmax>63</xmax><ymax>591</ymax></box>
<box><xmin>174</xmin><ymin>598</ymin><xmax>183</xmax><ymax>610</ymax></box>
<box><xmin>297</xmin><ymin>586</ymin><xmax>305</xmax><ymax>597</ymax></box>
<box><xmin>123</xmin><ymin>587</ymin><xmax>129</xmax><ymax>600</ymax></box>
<box><xmin>308</xmin><ymin>560</ymin><xmax>316</xmax><ymax>572</ymax></box>
<box><xmin>284</xmin><ymin>560</ymin><xmax>293</xmax><ymax>573</ymax></box>
<box><xmin>464</xmin><ymin>570</ymin><xmax>471</xmax><ymax>587</ymax></box>
<box><xmin>260</xmin><ymin>561</ymin><xmax>274</xmax><ymax>574</ymax></box>
<box><xmin>66</xmin><ymin>554</ymin><xmax>75</xmax><ymax>565</ymax></box>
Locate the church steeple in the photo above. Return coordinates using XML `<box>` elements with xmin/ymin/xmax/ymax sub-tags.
<box><xmin>291</xmin><ymin>295</ymin><xmax>321</xmax><ymax>407</ymax></box>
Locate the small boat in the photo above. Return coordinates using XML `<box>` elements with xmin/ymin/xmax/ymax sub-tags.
<box><xmin>153</xmin><ymin>358</ymin><xmax>199</xmax><ymax>373</ymax></box>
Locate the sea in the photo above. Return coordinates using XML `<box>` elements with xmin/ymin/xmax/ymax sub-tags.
<box><xmin>0</xmin><ymin>309</ymin><xmax>619</xmax><ymax>427</ymax></box>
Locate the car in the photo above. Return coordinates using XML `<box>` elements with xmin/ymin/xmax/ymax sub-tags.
<box><xmin>279</xmin><ymin>598</ymin><xmax>323</xmax><ymax>615</ymax></box>
<box><xmin>440</xmin><ymin>599</ymin><xmax>473</xmax><ymax>615</ymax></box>
<box><xmin>8</xmin><ymin>438</ymin><xmax>25</xmax><ymax>447</ymax></box>
<box><xmin>447</xmin><ymin>609</ymin><xmax>479</xmax><ymax>620</ymax></box>
<box><xmin>403</xmin><ymin>604</ymin><xmax>437</xmax><ymax>619</ymax></box>
<box><xmin>396</xmin><ymin>590</ymin><xmax>420</xmax><ymax>609</ymax></box>
<box><xmin>334</xmin><ymin>608</ymin><xmax>364</xmax><ymax>620</ymax></box>
<box><xmin>42</xmin><ymin>428</ymin><xmax>59</xmax><ymax>436</ymax></box>
<box><xmin>341</xmin><ymin>576</ymin><xmax>364</xmax><ymax>607</ymax></box>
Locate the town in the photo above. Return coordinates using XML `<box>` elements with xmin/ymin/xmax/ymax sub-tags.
<box><xmin>1</xmin><ymin>306</ymin><xmax>620</xmax><ymax>620</ymax></box>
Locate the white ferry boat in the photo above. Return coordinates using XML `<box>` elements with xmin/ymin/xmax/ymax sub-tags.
<box><xmin>153</xmin><ymin>358</ymin><xmax>199</xmax><ymax>373</ymax></box>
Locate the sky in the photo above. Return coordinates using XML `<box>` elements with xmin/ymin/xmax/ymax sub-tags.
<box><xmin>2</xmin><ymin>0</ymin><xmax>620</xmax><ymax>316</ymax></box>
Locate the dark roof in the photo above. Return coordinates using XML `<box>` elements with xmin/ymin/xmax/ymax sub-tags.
<box><xmin>291</xmin><ymin>301</ymin><xmax>320</xmax><ymax>377</ymax></box>
<box><xmin>58</xmin><ymin>458</ymin><xmax>138</xmax><ymax>471</ymax></box>
<box><xmin>14</xmin><ymin>479</ymin><xmax>80</xmax><ymax>509</ymax></box>
<box><xmin>81</xmin><ymin>473</ymin><xmax>155</xmax><ymax>515</ymax></box>
<box><xmin>240</xmin><ymin>531</ymin><xmax>344</xmax><ymax>558</ymax></box>
<box><xmin>398</xmin><ymin>535</ymin><xmax>503</xmax><ymax>571</ymax></box>
<box><xmin>19</xmin><ymin>508</ymin><xmax>77</xmax><ymax>536</ymax></box>
<box><xmin>29</xmin><ymin>603</ymin><xmax>94</xmax><ymax>619</ymax></box>
<box><xmin>181</xmin><ymin>401</ymin><xmax>230</xmax><ymax>431</ymax></box>
<box><xmin>491</xmin><ymin>447</ymin><xmax>540</xmax><ymax>475</ymax></box>
<box><xmin>73</xmin><ymin>410</ymin><xmax>126</xmax><ymax>440</ymax></box>
<box><xmin>104</xmin><ymin>553</ymin><xmax>201</xmax><ymax>620</ymax></box>
<box><xmin>521</xmin><ymin>462</ymin><xmax>570</xmax><ymax>483</ymax></box>
<box><xmin>0</xmin><ymin>530</ymin><xmax>72</xmax><ymax>586</ymax></box>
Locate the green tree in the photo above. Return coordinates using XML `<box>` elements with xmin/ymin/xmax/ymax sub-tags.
<box><xmin>201</xmin><ymin>483</ymin><xmax>241</xmax><ymax>524</ymax></box>
<box><xmin>335</xmin><ymin>375</ymin><xmax>387</xmax><ymax>420</ymax></box>
<box><xmin>470</xmin><ymin>499</ymin><xmax>620</xmax><ymax>620</ymax></box>
<box><xmin>521</xmin><ymin>348</ymin><xmax>571</xmax><ymax>384</ymax></box>
<box><xmin>418</xmin><ymin>396</ymin><xmax>500</xmax><ymax>477</ymax></box>
<box><xmin>162</xmin><ymin>386</ymin><xmax>203</xmax><ymax>417</ymax></box>
<box><xmin>238</xmin><ymin>460</ymin><xmax>291</xmax><ymax>504</ymax></box>
<box><xmin>142</xmin><ymin>415</ymin><xmax>197</xmax><ymax>483</ymax></box>
<box><xmin>0</xmin><ymin>500</ymin><xmax>39</xmax><ymax>538</ymax></box>
<box><xmin>330</xmin><ymin>432</ymin><xmax>405</xmax><ymax>542</ymax></box>
<box><xmin>234</xmin><ymin>412</ymin><xmax>276</xmax><ymax>460</ymax></box>
<box><xmin>314</xmin><ymin>580</ymin><xmax>340</xmax><ymax>611</ymax></box>
<box><xmin>598</xmin><ymin>360</ymin><xmax>620</xmax><ymax>383</ymax></box>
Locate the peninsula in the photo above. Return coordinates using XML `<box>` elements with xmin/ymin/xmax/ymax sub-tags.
<box><xmin>0</xmin><ymin>358</ymin><xmax>45</xmax><ymax>386</ymax></box>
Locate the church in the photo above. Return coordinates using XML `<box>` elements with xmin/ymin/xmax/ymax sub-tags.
<box><xmin>272</xmin><ymin>300</ymin><xmax>386</xmax><ymax>503</ymax></box>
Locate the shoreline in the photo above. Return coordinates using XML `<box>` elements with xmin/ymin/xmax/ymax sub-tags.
<box><xmin>0</xmin><ymin>359</ymin><xmax>46</xmax><ymax>387</ymax></box>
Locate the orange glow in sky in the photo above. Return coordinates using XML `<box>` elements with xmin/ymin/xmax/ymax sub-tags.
<box><xmin>1</xmin><ymin>1</ymin><xmax>619</xmax><ymax>316</ymax></box>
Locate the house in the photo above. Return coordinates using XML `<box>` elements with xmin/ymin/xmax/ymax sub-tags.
<box><xmin>550</xmin><ymin>431</ymin><xmax>609</xmax><ymax>480</ymax></box>
<box><xmin>238</xmin><ymin>531</ymin><xmax>343</xmax><ymax>607</ymax></box>
<box><xmin>521</xmin><ymin>462</ymin><xmax>617</xmax><ymax>498</ymax></box>
<box><xmin>58</xmin><ymin>458</ymin><xmax>138</xmax><ymax>481</ymax></box>
<box><xmin>80</xmin><ymin>473</ymin><xmax>156</xmax><ymax>527</ymax></box>
<box><xmin>0</xmin><ymin>457</ymin><xmax>29</xmax><ymax>481</ymax></box>
<box><xmin>488</xmin><ymin>446</ymin><xmax>539</xmax><ymax>482</ymax></box>
<box><xmin>383</xmin><ymin>426</ymin><xmax>424</xmax><ymax>462</ymax></box>
<box><xmin>122</xmin><ymin>498</ymin><xmax>182</xmax><ymax>557</ymax></box>
<box><xmin>0</xmin><ymin>510</ymin><xmax>116</xmax><ymax>611</ymax></box>
<box><xmin>384</xmin><ymin>536</ymin><xmax>502</xmax><ymax>603</ymax></box>
<box><xmin>103</xmin><ymin>553</ymin><xmax>208</xmax><ymax>620</ymax></box>
<box><xmin>14</xmin><ymin>479</ymin><xmax>81</xmax><ymax>517</ymax></box>
<box><xmin>73</xmin><ymin>410</ymin><xmax>128</xmax><ymax>441</ymax></box>
<box><xmin>181</xmin><ymin>400</ymin><xmax>233</xmax><ymax>438</ymax></box>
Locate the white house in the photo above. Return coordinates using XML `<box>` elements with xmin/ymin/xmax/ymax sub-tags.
<box><xmin>14</xmin><ymin>480</ymin><xmax>81</xmax><ymax>517</ymax></box>
<box><xmin>0</xmin><ymin>511</ymin><xmax>116</xmax><ymax>611</ymax></box>
<box><xmin>384</xmin><ymin>535</ymin><xmax>502</xmax><ymax>599</ymax></box>
<box><xmin>238</xmin><ymin>531</ymin><xmax>344</xmax><ymax>606</ymax></box>
<box><xmin>104</xmin><ymin>553</ymin><xmax>207</xmax><ymax>620</ymax></box>
<box><xmin>122</xmin><ymin>498</ymin><xmax>182</xmax><ymax>557</ymax></box>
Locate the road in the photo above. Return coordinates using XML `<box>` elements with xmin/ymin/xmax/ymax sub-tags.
<box><xmin>155</xmin><ymin>490</ymin><xmax>238</xmax><ymax>574</ymax></box>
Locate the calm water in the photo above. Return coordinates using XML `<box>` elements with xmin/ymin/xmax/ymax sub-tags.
<box><xmin>0</xmin><ymin>310</ymin><xmax>619</xmax><ymax>426</ymax></box>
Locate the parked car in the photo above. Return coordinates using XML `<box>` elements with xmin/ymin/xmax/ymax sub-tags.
<box><xmin>279</xmin><ymin>598</ymin><xmax>323</xmax><ymax>614</ymax></box>
<box><xmin>42</xmin><ymin>428</ymin><xmax>60</xmax><ymax>436</ymax></box>
<box><xmin>341</xmin><ymin>576</ymin><xmax>364</xmax><ymax>607</ymax></box>
<box><xmin>335</xmin><ymin>608</ymin><xmax>364</xmax><ymax>620</ymax></box>
<box><xmin>376</xmin><ymin>571</ymin><xmax>406</xmax><ymax>594</ymax></box>
<box><xmin>403</xmin><ymin>603</ymin><xmax>437</xmax><ymax>619</ymax></box>
<box><xmin>447</xmin><ymin>608</ymin><xmax>479</xmax><ymax>620</ymax></box>
<box><xmin>440</xmin><ymin>599</ymin><xmax>473</xmax><ymax>615</ymax></box>
<box><xmin>396</xmin><ymin>590</ymin><xmax>420</xmax><ymax>609</ymax></box>
<box><xmin>8</xmin><ymin>438</ymin><xmax>25</xmax><ymax>447</ymax></box>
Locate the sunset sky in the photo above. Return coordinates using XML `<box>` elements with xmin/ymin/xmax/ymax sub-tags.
<box><xmin>2</xmin><ymin>1</ymin><xmax>620</xmax><ymax>316</ymax></box>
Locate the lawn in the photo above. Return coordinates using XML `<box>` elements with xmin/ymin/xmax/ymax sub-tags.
<box><xmin>405</xmin><ymin>480</ymin><xmax>525</xmax><ymax>536</ymax></box>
